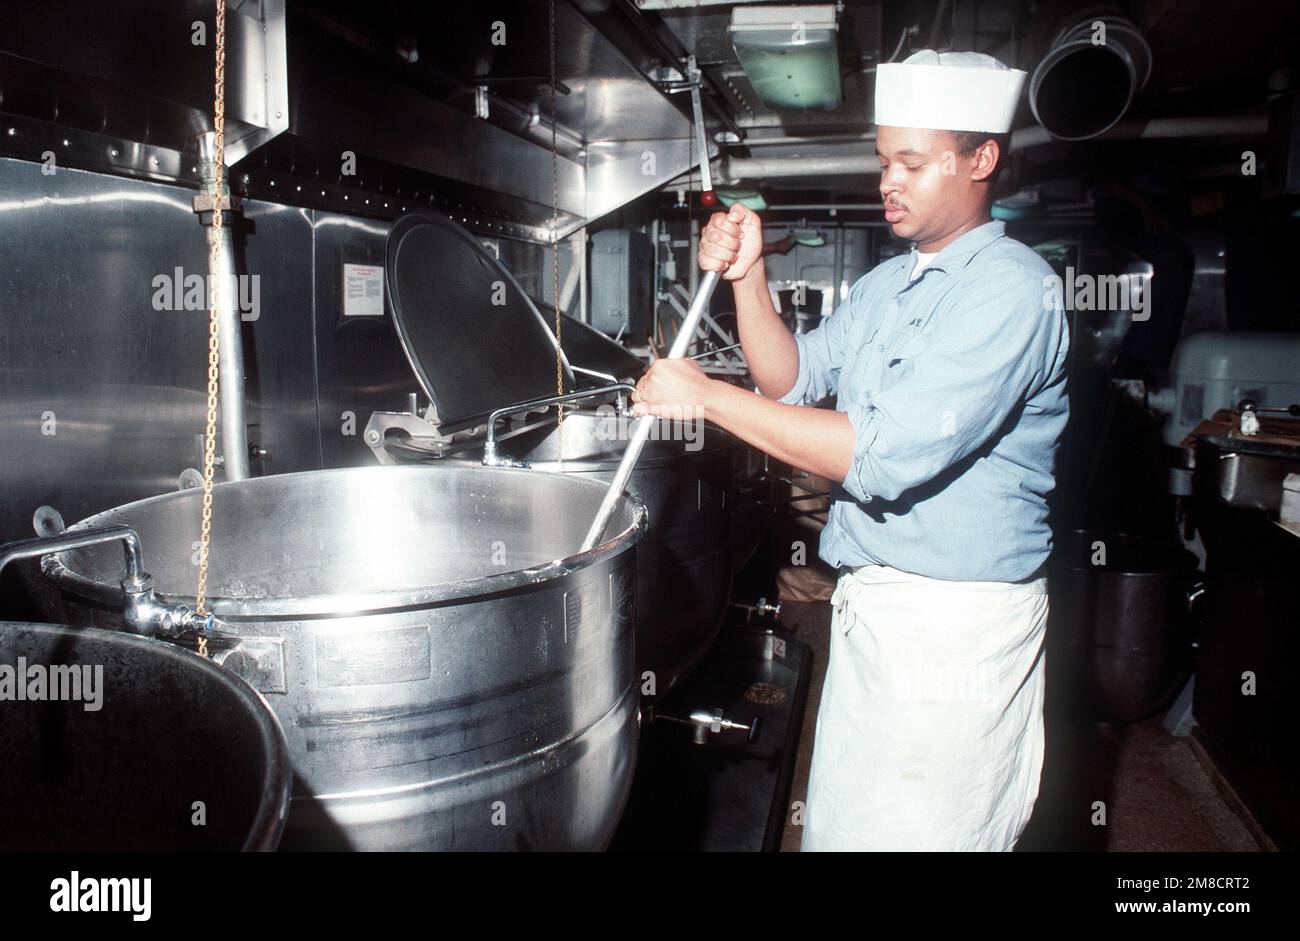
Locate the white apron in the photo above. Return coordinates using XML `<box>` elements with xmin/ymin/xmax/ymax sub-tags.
<box><xmin>801</xmin><ymin>564</ymin><xmax>1048</xmax><ymax>852</ymax></box>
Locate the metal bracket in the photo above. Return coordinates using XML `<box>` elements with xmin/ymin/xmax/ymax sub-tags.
<box><xmin>482</xmin><ymin>383</ymin><xmax>634</xmax><ymax>467</ymax></box>
<box><xmin>686</xmin><ymin>56</ymin><xmax>714</xmax><ymax>193</ymax></box>
<box><xmin>661</xmin><ymin>56</ymin><xmax>716</xmax><ymax>194</ymax></box>
<box><xmin>363</xmin><ymin>407</ymin><xmax>463</xmax><ymax>464</ymax></box>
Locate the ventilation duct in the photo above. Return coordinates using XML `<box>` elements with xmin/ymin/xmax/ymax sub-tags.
<box><xmin>1029</xmin><ymin>13</ymin><xmax>1152</xmax><ymax>141</ymax></box>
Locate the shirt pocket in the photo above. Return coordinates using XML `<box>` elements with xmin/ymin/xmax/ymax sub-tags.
<box><xmin>879</xmin><ymin>321</ymin><xmax>929</xmax><ymax>387</ymax></box>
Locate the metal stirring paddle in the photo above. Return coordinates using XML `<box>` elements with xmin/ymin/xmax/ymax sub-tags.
<box><xmin>581</xmin><ymin>270</ymin><xmax>723</xmax><ymax>551</ymax></box>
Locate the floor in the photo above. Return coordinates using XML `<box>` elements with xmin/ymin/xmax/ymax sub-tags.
<box><xmin>774</xmin><ymin>599</ymin><xmax>1267</xmax><ymax>852</ymax></box>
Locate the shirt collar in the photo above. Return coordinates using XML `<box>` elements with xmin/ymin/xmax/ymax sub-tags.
<box><xmin>907</xmin><ymin>219</ymin><xmax>1005</xmax><ymax>275</ymax></box>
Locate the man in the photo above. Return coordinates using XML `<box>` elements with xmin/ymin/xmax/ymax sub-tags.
<box><xmin>630</xmin><ymin>50</ymin><xmax>1070</xmax><ymax>851</ymax></box>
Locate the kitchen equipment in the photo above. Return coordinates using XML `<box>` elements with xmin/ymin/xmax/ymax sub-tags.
<box><xmin>1156</xmin><ymin>332</ymin><xmax>1300</xmax><ymax>447</ymax></box>
<box><xmin>1190</xmin><ymin>440</ymin><xmax>1300</xmax><ymax>849</ymax></box>
<box><xmin>1047</xmin><ymin>529</ymin><xmax>1195</xmax><ymax>724</ymax></box>
<box><xmin>1194</xmin><ymin>434</ymin><xmax>1300</xmax><ymax>512</ymax></box>
<box><xmin>1189</xmin><ymin>409</ymin><xmax>1300</xmax><ymax>513</ymax></box>
<box><xmin>0</xmin><ymin>620</ymin><xmax>290</xmax><ymax>851</ymax></box>
<box><xmin>730</xmin><ymin>445</ymin><xmax>780</xmax><ymax>575</ymax></box>
<box><xmin>35</xmin><ymin>465</ymin><xmax>647</xmax><ymax>851</ymax></box>
<box><xmin>777</xmin><ymin>287</ymin><xmax>828</xmax><ymax>335</ymax></box>
<box><xmin>1194</xmin><ymin>559</ymin><xmax>1300</xmax><ymax>850</ymax></box>
<box><xmin>385</xmin><ymin>213</ymin><xmax>575</xmax><ymax>435</ymax></box>
<box><xmin>611</xmin><ymin>625</ymin><xmax>812</xmax><ymax>852</ymax></box>
<box><xmin>497</xmin><ymin>410</ymin><xmax>733</xmax><ymax>694</ymax></box>
<box><xmin>369</xmin><ymin>211</ymin><xmax>736</xmax><ymax>696</ymax></box>
<box><xmin>590</xmin><ymin>229</ymin><xmax>653</xmax><ymax>338</ymax></box>
<box><xmin>534</xmin><ymin>301</ymin><xmax>647</xmax><ymax>383</ymax></box>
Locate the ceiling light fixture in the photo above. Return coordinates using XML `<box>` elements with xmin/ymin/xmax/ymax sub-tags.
<box><xmin>729</xmin><ymin>4</ymin><xmax>842</xmax><ymax>111</ymax></box>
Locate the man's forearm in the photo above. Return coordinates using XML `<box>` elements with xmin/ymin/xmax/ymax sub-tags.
<box><xmin>731</xmin><ymin>259</ymin><xmax>800</xmax><ymax>400</ymax></box>
<box><xmin>703</xmin><ymin>381</ymin><xmax>853</xmax><ymax>484</ymax></box>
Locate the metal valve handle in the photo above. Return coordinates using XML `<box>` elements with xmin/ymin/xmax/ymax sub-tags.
<box><xmin>690</xmin><ymin>707</ymin><xmax>762</xmax><ymax>746</ymax></box>
<box><xmin>647</xmin><ymin>703</ymin><xmax>762</xmax><ymax>746</ymax></box>
<box><xmin>0</xmin><ymin>525</ymin><xmax>225</xmax><ymax>640</ymax></box>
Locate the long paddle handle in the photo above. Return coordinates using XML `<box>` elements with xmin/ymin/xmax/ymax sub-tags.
<box><xmin>580</xmin><ymin>270</ymin><xmax>724</xmax><ymax>551</ymax></box>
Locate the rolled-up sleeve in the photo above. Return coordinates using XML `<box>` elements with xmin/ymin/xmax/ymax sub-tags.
<box><xmin>775</xmin><ymin>332</ymin><xmax>819</xmax><ymax>405</ymax></box>
<box><xmin>840</xmin><ymin>262</ymin><xmax>1061</xmax><ymax>504</ymax></box>
<box><xmin>776</xmin><ymin>285</ymin><xmax>859</xmax><ymax>405</ymax></box>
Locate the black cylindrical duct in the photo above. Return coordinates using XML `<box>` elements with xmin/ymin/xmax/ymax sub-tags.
<box><xmin>1029</xmin><ymin>12</ymin><xmax>1152</xmax><ymax>141</ymax></box>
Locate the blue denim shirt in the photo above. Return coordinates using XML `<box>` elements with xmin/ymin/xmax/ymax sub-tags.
<box><xmin>778</xmin><ymin>220</ymin><xmax>1070</xmax><ymax>582</ymax></box>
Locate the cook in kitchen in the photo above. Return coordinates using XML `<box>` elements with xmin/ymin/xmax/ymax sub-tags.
<box><xmin>630</xmin><ymin>51</ymin><xmax>1071</xmax><ymax>851</ymax></box>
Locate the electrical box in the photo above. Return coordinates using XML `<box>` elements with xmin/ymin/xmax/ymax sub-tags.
<box><xmin>590</xmin><ymin>229</ymin><xmax>652</xmax><ymax>338</ymax></box>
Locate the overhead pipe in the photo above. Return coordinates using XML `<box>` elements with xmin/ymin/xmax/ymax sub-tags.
<box><xmin>196</xmin><ymin>131</ymin><xmax>250</xmax><ymax>482</ymax></box>
<box><xmin>213</xmin><ymin>232</ymin><xmax>249</xmax><ymax>482</ymax></box>
<box><xmin>766</xmin><ymin>203</ymin><xmax>884</xmax><ymax>211</ymax></box>
<box><xmin>1011</xmin><ymin>114</ymin><xmax>1268</xmax><ymax>150</ymax></box>
<box><xmin>721</xmin><ymin>115</ymin><xmax>1264</xmax><ymax>183</ymax></box>
<box><xmin>742</xmin><ymin>132</ymin><xmax>877</xmax><ymax>146</ymax></box>
<box><xmin>722</xmin><ymin>153</ymin><xmax>881</xmax><ymax>180</ymax></box>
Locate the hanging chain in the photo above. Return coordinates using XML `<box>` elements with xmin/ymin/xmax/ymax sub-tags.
<box><xmin>193</xmin><ymin>0</ymin><xmax>227</xmax><ymax>658</ymax></box>
<box><xmin>550</xmin><ymin>0</ymin><xmax>564</xmax><ymax>460</ymax></box>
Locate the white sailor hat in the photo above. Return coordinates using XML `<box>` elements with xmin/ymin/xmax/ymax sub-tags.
<box><xmin>874</xmin><ymin>49</ymin><xmax>1027</xmax><ymax>133</ymax></box>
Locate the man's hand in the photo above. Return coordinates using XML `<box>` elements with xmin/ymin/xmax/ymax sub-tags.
<box><xmin>700</xmin><ymin>204</ymin><xmax>764</xmax><ymax>281</ymax></box>
<box><xmin>762</xmin><ymin>234</ymin><xmax>796</xmax><ymax>256</ymax></box>
<box><xmin>630</xmin><ymin>359</ymin><xmax>716</xmax><ymax>419</ymax></box>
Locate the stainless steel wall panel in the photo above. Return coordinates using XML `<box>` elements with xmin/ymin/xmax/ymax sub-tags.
<box><xmin>0</xmin><ymin>158</ymin><xmax>213</xmax><ymax>544</ymax></box>
<box><xmin>307</xmin><ymin>212</ymin><xmax>420</xmax><ymax>471</ymax></box>
<box><xmin>0</xmin><ymin>158</ymin><xmax>323</xmax><ymax>549</ymax></box>
<box><xmin>238</xmin><ymin>200</ymin><xmax>320</xmax><ymax>476</ymax></box>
